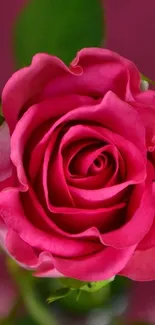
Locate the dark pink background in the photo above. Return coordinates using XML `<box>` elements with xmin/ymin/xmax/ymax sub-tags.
<box><xmin>105</xmin><ymin>0</ymin><xmax>155</xmax><ymax>79</ymax></box>
<box><xmin>0</xmin><ymin>0</ymin><xmax>155</xmax><ymax>93</ymax></box>
<box><xmin>0</xmin><ymin>0</ymin><xmax>26</xmax><ymax>93</ymax></box>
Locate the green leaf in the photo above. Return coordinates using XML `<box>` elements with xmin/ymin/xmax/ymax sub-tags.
<box><xmin>141</xmin><ymin>74</ymin><xmax>155</xmax><ymax>85</ymax></box>
<box><xmin>0</xmin><ymin>115</ymin><xmax>4</xmax><ymax>125</ymax></box>
<box><xmin>16</xmin><ymin>316</ymin><xmax>37</xmax><ymax>325</ymax></box>
<box><xmin>14</xmin><ymin>0</ymin><xmax>103</xmax><ymax>67</ymax></box>
<box><xmin>0</xmin><ymin>101</ymin><xmax>4</xmax><ymax>124</ymax></box>
<box><xmin>47</xmin><ymin>287</ymin><xmax>71</xmax><ymax>304</ymax></box>
<box><xmin>110</xmin><ymin>275</ymin><xmax>129</xmax><ymax>296</ymax></box>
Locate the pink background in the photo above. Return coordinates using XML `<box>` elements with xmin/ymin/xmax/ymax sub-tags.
<box><xmin>105</xmin><ymin>0</ymin><xmax>155</xmax><ymax>79</ymax></box>
<box><xmin>0</xmin><ymin>1</ymin><xmax>26</xmax><ymax>93</ymax></box>
<box><xmin>0</xmin><ymin>0</ymin><xmax>155</xmax><ymax>92</ymax></box>
<box><xmin>0</xmin><ymin>254</ymin><xmax>17</xmax><ymax>318</ymax></box>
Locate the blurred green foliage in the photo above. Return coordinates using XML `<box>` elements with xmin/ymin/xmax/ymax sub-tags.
<box><xmin>16</xmin><ymin>316</ymin><xmax>37</xmax><ymax>325</ymax></box>
<box><xmin>47</xmin><ymin>288</ymin><xmax>71</xmax><ymax>304</ymax></box>
<box><xmin>47</xmin><ymin>277</ymin><xmax>114</xmax><ymax>305</ymax></box>
<box><xmin>59</xmin><ymin>283</ymin><xmax>110</xmax><ymax>314</ymax></box>
<box><xmin>110</xmin><ymin>276</ymin><xmax>130</xmax><ymax>296</ymax></box>
<box><xmin>14</xmin><ymin>0</ymin><xmax>103</xmax><ymax>67</ymax></box>
<box><xmin>6</xmin><ymin>259</ymin><xmax>130</xmax><ymax>322</ymax></box>
<box><xmin>0</xmin><ymin>115</ymin><xmax>4</xmax><ymax>124</ymax></box>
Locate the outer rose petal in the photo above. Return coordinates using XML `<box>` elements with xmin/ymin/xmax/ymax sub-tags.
<box><xmin>2</xmin><ymin>54</ymin><xmax>74</xmax><ymax>133</ymax></box>
<box><xmin>70</xmin><ymin>48</ymin><xmax>141</xmax><ymax>100</ymax></box>
<box><xmin>0</xmin><ymin>188</ymin><xmax>137</xmax><ymax>281</ymax></box>
<box><xmin>47</xmin><ymin>244</ymin><xmax>137</xmax><ymax>281</ymax></box>
<box><xmin>10</xmin><ymin>240</ymin><xmax>136</xmax><ymax>281</ymax></box>
<box><xmin>136</xmin><ymin>88</ymin><xmax>155</xmax><ymax>106</ymax></box>
<box><xmin>120</xmin><ymin>247</ymin><xmax>155</xmax><ymax>281</ymax></box>
<box><xmin>134</xmin><ymin>183</ymin><xmax>155</xmax><ymax>250</ymax></box>
<box><xmin>2</xmin><ymin>48</ymin><xmax>142</xmax><ymax>134</ymax></box>
<box><xmin>138</xmin><ymin>220</ymin><xmax>155</xmax><ymax>250</ymax></box>
<box><xmin>43</xmin><ymin>48</ymin><xmax>141</xmax><ymax>102</ymax></box>
<box><xmin>6</xmin><ymin>230</ymin><xmax>38</xmax><ymax>267</ymax></box>
<box><xmin>6</xmin><ymin>230</ymin><xmax>64</xmax><ymax>277</ymax></box>
<box><xmin>4</xmin><ymin>215</ymin><xmax>137</xmax><ymax>281</ymax></box>
<box><xmin>34</xmin><ymin>252</ymin><xmax>64</xmax><ymax>278</ymax></box>
<box><xmin>131</xmin><ymin>101</ymin><xmax>155</xmax><ymax>149</ymax></box>
<box><xmin>0</xmin><ymin>188</ymin><xmax>101</xmax><ymax>258</ymax></box>
<box><xmin>119</xmin><ymin>170</ymin><xmax>155</xmax><ymax>281</ymax></box>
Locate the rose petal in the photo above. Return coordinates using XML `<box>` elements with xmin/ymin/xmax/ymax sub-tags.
<box><xmin>131</xmin><ymin>101</ymin><xmax>155</xmax><ymax>149</ymax></box>
<box><xmin>34</xmin><ymin>252</ymin><xmax>64</xmax><ymax>278</ymax></box>
<box><xmin>6</xmin><ymin>229</ymin><xmax>38</xmax><ymax>266</ymax></box>
<box><xmin>138</xmin><ymin>219</ymin><xmax>155</xmax><ymax>250</ymax></box>
<box><xmin>71</xmin><ymin>48</ymin><xmax>141</xmax><ymax>101</ymax></box>
<box><xmin>50</xmin><ymin>244</ymin><xmax>136</xmax><ymax>281</ymax></box>
<box><xmin>65</xmin><ymin>144</ymin><xmax>121</xmax><ymax>189</ymax></box>
<box><xmin>2</xmin><ymin>53</ymin><xmax>74</xmax><ymax>133</ymax></box>
<box><xmin>54</xmin><ymin>202</ymin><xmax>126</xmax><ymax>233</ymax></box>
<box><xmin>136</xmin><ymin>89</ymin><xmax>155</xmax><ymax>106</ymax></box>
<box><xmin>28</xmin><ymin>246</ymin><xmax>136</xmax><ymax>281</ymax></box>
<box><xmin>36</xmin><ymin>91</ymin><xmax>146</xmax><ymax>158</ymax></box>
<box><xmin>120</xmin><ymin>247</ymin><xmax>155</xmax><ymax>281</ymax></box>
<box><xmin>43</xmin><ymin>48</ymin><xmax>141</xmax><ymax>101</ymax></box>
<box><xmin>0</xmin><ymin>188</ymin><xmax>101</xmax><ymax>257</ymax></box>
<box><xmin>101</xmin><ymin>162</ymin><xmax>154</xmax><ymax>248</ymax></box>
<box><xmin>64</xmin><ymin>125</ymin><xmax>145</xmax><ymax>208</ymax></box>
<box><xmin>23</xmin><ymin>185</ymin><xmax>126</xmax><ymax>235</ymax></box>
<box><xmin>136</xmin><ymin>182</ymin><xmax>155</xmax><ymax>250</ymax></box>
<box><xmin>11</xmin><ymin>92</ymin><xmax>145</xmax><ymax>192</ymax></box>
<box><xmin>11</xmin><ymin>95</ymin><xmax>96</xmax><ymax>189</ymax></box>
<box><xmin>42</xmin><ymin>123</ymin><xmax>145</xmax><ymax>212</ymax></box>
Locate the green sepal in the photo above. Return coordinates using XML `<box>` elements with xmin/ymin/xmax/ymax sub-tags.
<box><xmin>60</xmin><ymin>276</ymin><xmax>115</xmax><ymax>293</ymax></box>
<box><xmin>60</xmin><ymin>278</ymin><xmax>87</xmax><ymax>289</ymax></box>
<box><xmin>47</xmin><ymin>287</ymin><xmax>71</xmax><ymax>304</ymax></box>
<box><xmin>81</xmin><ymin>277</ymin><xmax>115</xmax><ymax>292</ymax></box>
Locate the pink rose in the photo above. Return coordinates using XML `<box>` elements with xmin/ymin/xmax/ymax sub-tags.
<box><xmin>0</xmin><ymin>48</ymin><xmax>155</xmax><ymax>281</ymax></box>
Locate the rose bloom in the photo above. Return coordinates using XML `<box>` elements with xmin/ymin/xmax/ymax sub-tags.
<box><xmin>0</xmin><ymin>48</ymin><xmax>155</xmax><ymax>281</ymax></box>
